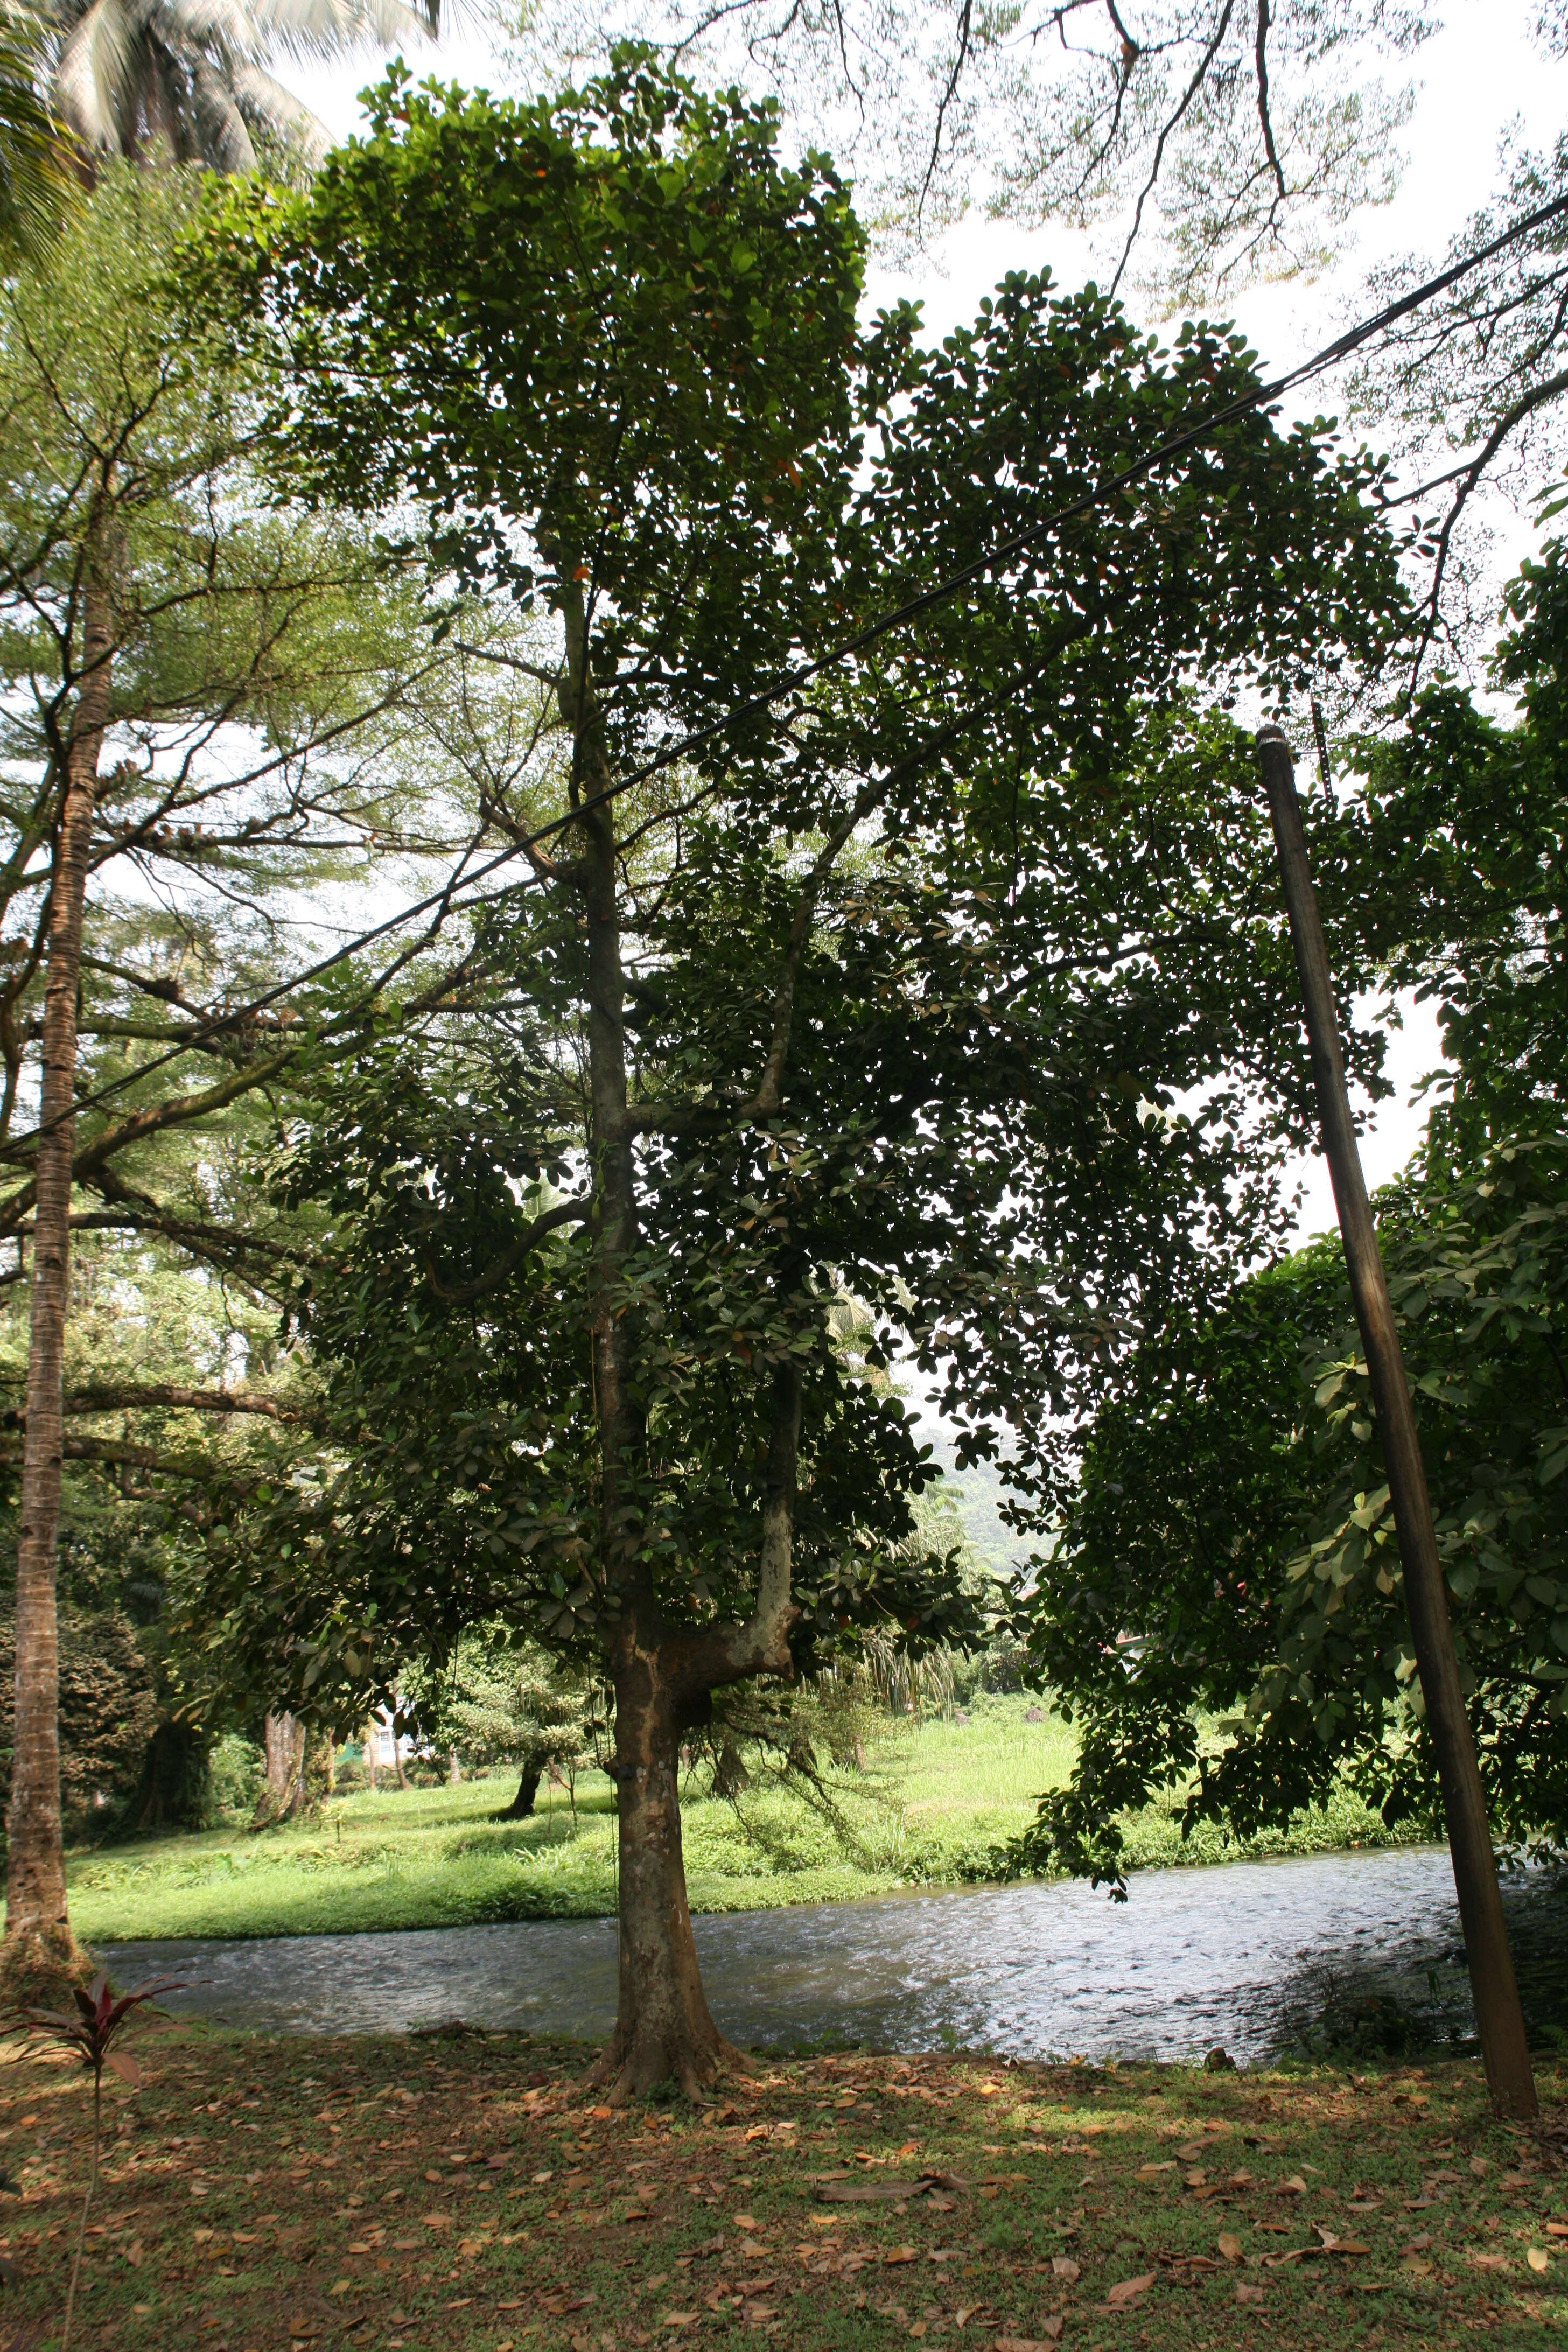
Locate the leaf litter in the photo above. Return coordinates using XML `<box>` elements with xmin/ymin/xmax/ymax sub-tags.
<box><xmin>0</xmin><ymin>2033</ymin><xmax>1560</xmax><ymax>2347</ymax></box>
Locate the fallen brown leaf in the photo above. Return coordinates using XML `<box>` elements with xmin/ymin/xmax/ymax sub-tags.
<box><xmin>1051</xmin><ymin>2255</ymin><xmax>1079</xmax><ymax>2282</ymax></box>
<box><xmin>1236</xmin><ymin>2282</ymin><xmax>1265</xmax><ymax>2304</ymax></box>
<box><xmin>1106</xmin><ymin>2271</ymin><xmax>1156</xmax><ymax>2308</ymax></box>
<box><xmin>1529</xmin><ymin>2248</ymin><xmax>1551</xmax><ymax>2274</ymax></box>
<box><xmin>1217</xmin><ymin>2234</ymin><xmax>1243</xmax><ymax>2264</ymax></box>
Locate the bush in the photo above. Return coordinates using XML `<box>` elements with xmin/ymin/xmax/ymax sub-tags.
<box><xmin>208</xmin><ymin>1734</ymin><xmax>265</xmax><ymax>1818</ymax></box>
<box><xmin>0</xmin><ymin>1609</ymin><xmax>157</xmax><ymax>1830</ymax></box>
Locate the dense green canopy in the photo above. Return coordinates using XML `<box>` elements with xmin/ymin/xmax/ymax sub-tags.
<box><xmin>1021</xmin><ymin>548</ymin><xmax>1568</xmax><ymax>1886</ymax></box>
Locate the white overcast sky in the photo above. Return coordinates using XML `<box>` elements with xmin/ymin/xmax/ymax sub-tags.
<box><xmin>297</xmin><ymin>0</ymin><xmax>1568</xmax><ymax>1243</ymax></box>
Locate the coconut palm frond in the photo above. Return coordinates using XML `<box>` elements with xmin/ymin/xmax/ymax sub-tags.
<box><xmin>54</xmin><ymin>0</ymin><xmax>137</xmax><ymax>155</ymax></box>
<box><xmin>189</xmin><ymin>51</ymin><xmax>255</xmax><ymax>168</ymax></box>
<box><xmin>0</xmin><ymin>9</ymin><xmax>76</xmax><ymax>253</ymax></box>
<box><xmin>250</xmin><ymin>0</ymin><xmax>437</xmax><ymax>58</ymax></box>
<box><xmin>149</xmin><ymin>0</ymin><xmax>269</xmax><ymax>65</ymax></box>
<box><xmin>229</xmin><ymin>57</ymin><xmax>325</xmax><ymax>163</ymax></box>
<box><xmin>45</xmin><ymin>0</ymin><xmax>445</xmax><ymax>172</ymax></box>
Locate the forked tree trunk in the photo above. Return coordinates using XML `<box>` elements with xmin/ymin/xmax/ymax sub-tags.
<box><xmin>5</xmin><ymin>578</ymin><xmax>114</xmax><ymax>1990</ymax></box>
<box><xmin>590</xmin><ymin>1642</ymin><xmax>743</xmax><ymax>2100</ymax></box>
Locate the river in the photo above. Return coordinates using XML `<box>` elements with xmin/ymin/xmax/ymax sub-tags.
<box><xmin>101</xmin><ymin>1843</ymin><xmax>1567</xmax><ymax>2064</ymax></box>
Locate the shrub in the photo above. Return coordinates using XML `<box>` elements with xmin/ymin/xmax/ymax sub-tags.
<box><xmin>208</xmin><ymin>1734</ymin><xmax>265</xmax><ymax>1818</ymax></box>
<box><xmin>0</xmin><ymin>1610</ymin><xmax>157</xmax><ymax>1829</ymax></box>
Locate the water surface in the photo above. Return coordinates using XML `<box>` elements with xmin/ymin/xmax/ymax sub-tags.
<box><xmin>101</xmin><ymin>1844</ymin><xmax>1567</xmax><ymax>2063</ymax></box>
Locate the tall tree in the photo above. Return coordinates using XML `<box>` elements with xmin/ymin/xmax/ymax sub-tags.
<box><xmin>0</xmin><ymin>164</ymin><xmax>496</xmax><ymax>1985</ymax></box>
<box><xmin>196</xmin><ymin>50</ymin><xmax>1404</xmax><ymax>2094</ymax></box>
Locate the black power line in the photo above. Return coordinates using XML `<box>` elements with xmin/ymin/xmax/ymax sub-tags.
<box><xmin>17</xmin><ymin>179</ymin><xmax>1568</xmax><ymax>1161</ymax></box>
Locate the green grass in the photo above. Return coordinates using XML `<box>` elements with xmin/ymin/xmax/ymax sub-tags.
<box><xmin>62</xmin><ymin>1695</ymin><xmax>1416</xmax><ymax>1946</ymax></box>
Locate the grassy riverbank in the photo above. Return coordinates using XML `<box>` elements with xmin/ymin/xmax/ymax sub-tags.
<box><xmin>60</xmin><ymin>1698</ymin><xmax>1412</xmax><ymax>1947</ymax></box>
<box><xmin>1</xmin><ymin>2026</ymin><xmax>1562</xmax><ymax>2350</ymax></box>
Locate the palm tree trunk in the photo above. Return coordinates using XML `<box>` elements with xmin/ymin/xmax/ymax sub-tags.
<box><xmin>4</xmin><ymin>578</ymin><xmax>112</xmax><ymax>1990</ymax></box>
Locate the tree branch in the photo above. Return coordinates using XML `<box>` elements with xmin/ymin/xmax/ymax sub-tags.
<box><xmin>1255</xmin><ymin>0</ymin><xmax>1288</xmax><ymax>207</ymax></box>
<box><xmin>420</xmin><ymin>1198</ymin><xmax>591</xmax><ymax>1306</ymax></box>
<box><xmin>58</xmin><ymin>1384</ymin><xmax>306</xmax><ymax>1423</ymax></box>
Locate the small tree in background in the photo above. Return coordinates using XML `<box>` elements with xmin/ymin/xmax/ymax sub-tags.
<box><xmin>405</xmin><ymin>1630</ymin><xmax>594</xmax><ymax>1818</ymax></box>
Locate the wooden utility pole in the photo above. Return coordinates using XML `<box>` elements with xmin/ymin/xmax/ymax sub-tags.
<box><xmin>1257</xmin><ymin>724</ymin><xmax>1537</xmax><ymax>2120</ymax></box>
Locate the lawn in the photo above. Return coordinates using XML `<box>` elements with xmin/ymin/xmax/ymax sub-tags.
<box><xmin>59</xmin><ymin>1698</ymin><xmax>1413</xmax><ymax>1947</ymax></box>
<box><xmin>0</xmin><ymin>2024</ymin><xmax>1563</xmax><ymax>2351</ymax></box>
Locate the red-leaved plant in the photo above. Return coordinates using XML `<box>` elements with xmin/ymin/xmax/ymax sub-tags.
<box><xmin>25</xmin><ymin>1976</ymin><xmax>182</xmax><ymax>2349</ymax></box>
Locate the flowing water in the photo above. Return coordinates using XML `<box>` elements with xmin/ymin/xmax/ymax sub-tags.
<box><xmin>100</xmin><ymin>1844</ymin><xmax>1568</xmax><ymax>2064</ymax></box>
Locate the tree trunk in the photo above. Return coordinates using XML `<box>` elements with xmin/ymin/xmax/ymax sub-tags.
<box><xmin>362</xmin><ymin>1718</ymin><xmax>379</xmax><ymax>1792</ymax></box>
<box><xmin>254</xmin><ymin>1709</ymin><xmax>303</xmax><ymax>1825</ymax></box>
<box><xmin>590</xmin><ymin>1642</ymin><xmax>741</xmax><ymax>2101</ymax></box>
<box><xmin>284</xmin><ymin>1728</ymin><xmax>330</xmax><ymax>1820</ymax></box>
<box><xmin>391</xmin><ymin>1726</ymin><xmax>407</xmax><ymax>1790</ymax></box>
<box><xmin>563</xmin><ymin>580</ymin><xmax>799</xmax><ymax>2103</ymax></box>
<box><xmin>503</xmin><ymin>1762</ymin><xmax>542</xmax><ymax>1819</ymax></box>
<box><xmin>446</xmin><ymin>1748</ymin><xmax>461</xmax><ymax>1786</ymax></box>
<box><xmin>4</xmin><ymin>578</ymin><xmax>113</xmax><ymax>1990</ymax></box>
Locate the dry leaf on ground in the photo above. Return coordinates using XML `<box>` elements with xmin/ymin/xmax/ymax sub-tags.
<box><xmin>1106</xmin><ymin>2272</ymin><xmax>1156</xmax><ymax>2308</ymax></box>
<box><xmin>1217</xmin><ymin>2234</ymin><xmax>1243</xmax><ymax>2263</ymax></box>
